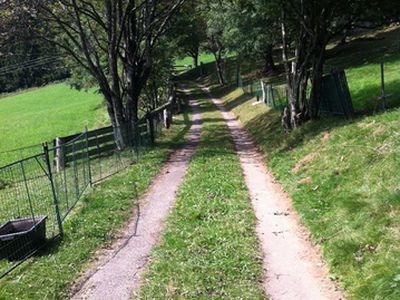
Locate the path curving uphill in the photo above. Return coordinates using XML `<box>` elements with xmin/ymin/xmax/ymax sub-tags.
<box><xmin>202</xmin><ymin>86</ymin><xmax>344</xmax><ymax>300</ymax></box>
<box><xmin>70</xmin><ymin>89</ymin><xmax>202</xmax><ymax>300</ymax></box>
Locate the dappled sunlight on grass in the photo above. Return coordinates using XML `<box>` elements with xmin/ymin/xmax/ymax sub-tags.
<box><xmin>215</xmin><ymin>83</ymin><xmax>400</xmax><ymax>299</ymax></box>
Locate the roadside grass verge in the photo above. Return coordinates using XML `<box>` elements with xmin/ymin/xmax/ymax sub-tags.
<box><xmin>138</xmin><ymin>87</ymin><xmax>265</xmax><ymax>299</ymax></box>
<box><xmin>210</xmin><ymin>83</ymin><xmax>400</xmax><ymax>299</ymax></box>
<box><xmin>0</xmin><ymin>107</ymin><xmax>192</xmax><ymax>300</ymax></box>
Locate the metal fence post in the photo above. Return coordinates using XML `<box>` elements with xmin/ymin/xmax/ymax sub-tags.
<box><xmin>43</xmin><ymin>143</ymin><xmax>63</xmax><ymax>236</ymax></box>
<box><xmin>85</xmin><ymin>127</ymin><xmax>92</xmax><ymax>186</ymax></box>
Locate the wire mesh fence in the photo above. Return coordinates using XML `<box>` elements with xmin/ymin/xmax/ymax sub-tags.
<box><xmin>0</xmin><ymin>144</ymin><xmax>43</xmax><ymax>167</ymax></box>
<box><xmin>0</xmin><ymin>111</ymin><xmax>166</xmax><ymax>278</ymax></box>
<box><xmin>241</xmin><ymin>79</ymin><xmax>263</xmax><ymax>99</ymax></box>
<box><xmin>222</xmin><ymin>60</ymin><xmax>288</xmax><ymax>110</ymax></box>
<box><xmin>48</xmin><ymin>132</ymin><xmax>91</xmax><ymax>221</ymax></box>
<box><xmin>0</xmin><ymin>152</ymin><xmax>61</xmax><ymax>277</ymax></box>
<box><xmin>262</xmin><ymin>83</ymin><xmax>288</xmax><ymax>110</ymax></box>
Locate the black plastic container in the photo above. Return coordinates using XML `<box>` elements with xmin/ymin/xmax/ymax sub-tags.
<box><xmin>0</xmin><ymin>216</ymin><xmax>47</xmax><ymax>260</ymax></box>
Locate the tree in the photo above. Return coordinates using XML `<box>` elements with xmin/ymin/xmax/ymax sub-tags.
<box><xmin>275</xmin><ymin>0</ymin><xmax>400</xmax><ymax>131</ymax></box>
<box><xmin>171</xmin><ymin>4</ymin><xmax>206</xmax><ymax>68</ymax></box>
<box><xmin>224</xmin><ymin>0</ymin><xmax>280</xmax><ymax>75</ymax></box>
<box><xmin>275</xmin><ymin>0</ymin><xmax>365</xmax><ymax>131</ymax></box>
<box><xmin>39</xmin><ymin>0</ymin><xmax>185</xmax><ymax>148</ymax></box>
<box><xmin>200</xmin><ymin>0</ymin><xmax>230</xmax><ymax>86</ymax></box>
<box><xmin>0</xmin><ymin>0</ymin><xmax>65</xmax><ymax>93</ymax></box>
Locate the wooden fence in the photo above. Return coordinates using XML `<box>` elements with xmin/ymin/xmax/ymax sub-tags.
<box><xmin>53</xmin><ymin>122</ymin><xmax>149</xmax><ymax>170</ymax></box>
<box><xmin>52</xmin><ymin>83</ymin><xmax>182</xmax><ymax>171</ymax></box>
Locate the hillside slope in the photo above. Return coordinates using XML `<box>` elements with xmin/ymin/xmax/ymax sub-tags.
<box><xmin>191</xmin><ymin>25</ymin><xmax>400</xmax><ymax>299</ymax></box>
<box><xmin>0</xmin><ymin>83</ymin><xmax>105</xmax><ymax>163</ymax></box>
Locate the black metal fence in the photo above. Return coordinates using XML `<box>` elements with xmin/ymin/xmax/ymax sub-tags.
<box><xmin>0</xmin><ymin>151</ymin><xmax>62</xmax><ymax>276</ymax></box>
<box><xmin>0</xmin><ymin>109</ymin><xmax>168</xmax><ymax>278</ymax></box>
<box><xmin>0</xmin><ymin>144</ymin><xmax>43</xmax><ymax>167</ymax></box>
<box><xmin>222</xmin><ymin>61</ymin><xmax>287</xmax><ymax>109</ymax></box>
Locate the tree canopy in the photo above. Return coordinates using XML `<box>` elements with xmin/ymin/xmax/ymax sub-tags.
<box><xmin>0</xmin><ymin>0</ymin><xmax>65</xmax><ymax>93</ymax></box>
<box><xmin>38</xmin><ymin>0</ymin><xmax>185</xmax><ymax>147</ymax></box>
<box><xmin>1</xmin><ymin>0</ymin><xmax>399</xmax><ymax>132</ymax></box>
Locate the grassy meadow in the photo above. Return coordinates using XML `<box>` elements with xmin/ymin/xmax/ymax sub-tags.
<box><xmin>174</xmin><ymin>53</ymin><xmax>216</xmax><ymax>69</ymax></box>
<box><xmin>0</xmin><ymin>83</ymin><xmax>106</xmax><ymax>164</ymax></box>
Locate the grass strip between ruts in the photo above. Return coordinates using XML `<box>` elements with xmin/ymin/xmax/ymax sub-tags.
<box><xmin>139</xmin><ymin>87</ymin><xmax>265</xmax><ymax>299</ymax></box>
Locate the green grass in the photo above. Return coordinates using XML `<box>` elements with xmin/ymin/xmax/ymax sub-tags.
<box><xmin>208</xmin><ymin>82</ymin><xmax>400</xmax><ymax>299</ymax></box>
<box><xmin>175</xmin><ymin>53</ymin><xmax>217</xmax><ymax>69</ymax></box>
<box><xmin>0</xmin><ymin>83</ymin><xmax>106</xmax><ymax>164</ymax></box>
<box><xmin>138</xmin><ymin>87</ymin><xmax>265</xmax><ymax>299</ymax></box>
<box><xmin>326</xmin><ymin>26</ymin><xmax>400</xmax><ymax>111</ymax></box>
<box><xmin>0</xmin><ymin>108</ymin><xmax>192</xmax><ymax>300</ymax></box>
<box><xmin>183</xmin><ymin>24</ymin><xmax>400</xmax><ymax>299</ymax></box>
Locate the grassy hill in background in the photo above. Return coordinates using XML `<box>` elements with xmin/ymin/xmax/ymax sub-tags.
<box><xmin>0</xmin><ymin>83</ymin><xmax>106</xmax><ymax>163</ymax></box>
<box><xmin>174</xmin><ymin>53</ymin><xmax>216</xmax><ymax>70</ymax></box>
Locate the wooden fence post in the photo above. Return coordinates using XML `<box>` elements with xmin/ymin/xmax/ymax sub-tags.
<box><xmin>163</xmin><ymin>108</ymin><xmax>171</xmax><ymax>129</ymax></box>
<box><xmin>261</xmin><ymin>81</ymin><xmax>267</xmax><ymax>103</ymax></box>
<box><xmin>55</xmin><ymin>137</ymin><xmax>65</xmax><ymax>172</ymax></box>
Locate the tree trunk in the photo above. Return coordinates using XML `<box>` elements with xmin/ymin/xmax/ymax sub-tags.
<box><xmin>102</xmin><ymin>90</ymin><xmax>129</xmax><ymax>150</ymax></box>
<box><xmin>192</xmin><ymin>53</ymin><xmax>199</xmax><ymax>68</ymax></box>
<box><xmin>262</xmin><ymin>44</ymin><xmax>276</xmax><ymax>75</ymax></box>
<box><xmin>213</xmin><ymin>51</ymin><xmax>225</xmax><ymax>86</ymax></box>
<box><xmin>126</xmin><ymin>84</ymin><xmax>140</xmax><ymax>124</ymax></box>
<box><xmin>310</xmin><ymin>41</ymin><xmax>327</xmax><ymax>118</ymax></box>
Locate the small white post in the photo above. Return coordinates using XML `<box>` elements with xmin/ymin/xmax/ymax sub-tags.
<box><xmin>55</xmin><ymin>137</ymin><xmax>65</xmax><ymax>172</ymax></box>
<box><xmin>261</xmin><ymin>81</ymin><xmax>267</xmax><ymax>103</ymax></box>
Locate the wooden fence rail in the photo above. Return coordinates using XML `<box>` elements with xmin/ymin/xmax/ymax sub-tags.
<box><xmin>53</xmin><ymin>83</ymin><xmax>179</xmax><ymax>171</ymax></box>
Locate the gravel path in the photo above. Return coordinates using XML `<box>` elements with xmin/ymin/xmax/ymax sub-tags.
<box><xmin>203</xmin><ymin>87</ymin><xmax>344</xmax><ymax>300</ymax></box>
<box><xmin>70</xmin><ymin>92</ymin><xmax>202</xmax><ymax>300</ymax></box>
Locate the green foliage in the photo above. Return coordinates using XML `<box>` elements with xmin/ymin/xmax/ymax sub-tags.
<box><xmin>199</xmin><ymin>1</ymin><xmax>229</xmax><ymax>55</ymax></box>
<box><xmin>224</xmin><ymin>0</ymin><xmax>280</xmax><ymax>58</ymax></box>
<box><xmin>141</xmin><ymin>38</ymin><xmax>178</xmax><ymax>112</ymax></box>
<box><xmin>170</xmin><ymin>3</ymin><xmax>206</xmax><ymax>66</ymax></box>
<box><xmin>0</xmin><ymin>1</ymin><xmax>66</xmax><ymax>93</ymax></box>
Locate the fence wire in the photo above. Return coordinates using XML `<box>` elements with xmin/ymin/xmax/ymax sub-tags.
<box><xmin>0</xmin><ymin>144</ymin><xmax>43</xmax><ymax>167</ymax></box>
<box><xmin>0</xmin><ymin>113</ymin><xmax>165</xmax><ymax>279</ymax></box>
<box><xmin>48</xmin><ymin>132</ymin><xmax>91</xmax><ymax>221</ymax></box>
<box><xmin>222</xmin><ymin>61</ymin><xmax>287</xmax><ymax>110</ymax></box>
<box><xmin>0</xmin><ymin>153</ymin><xmax>60</xmax><ymax>277</ymax></box>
